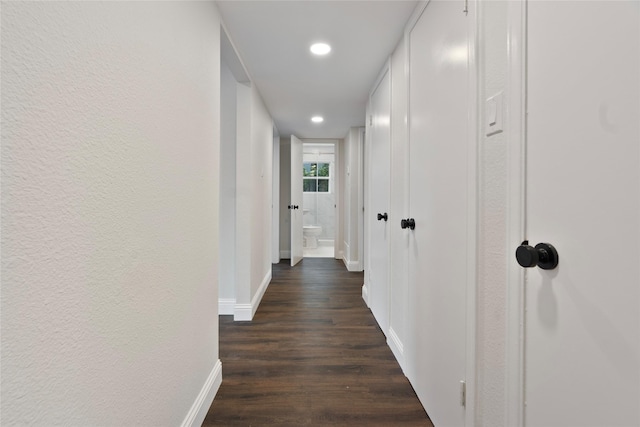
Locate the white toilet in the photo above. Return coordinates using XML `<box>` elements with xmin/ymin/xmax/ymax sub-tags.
<box><xmin>303</xmin><ymin>225</ymin><xmax>322</xmax><ymax>249</ymax></box>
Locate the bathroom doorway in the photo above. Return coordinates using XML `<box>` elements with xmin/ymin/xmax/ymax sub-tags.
<box><xmin>302</xmin><ymin>142</ymin><xmax>336</xmax><ymax>258</ymax></box>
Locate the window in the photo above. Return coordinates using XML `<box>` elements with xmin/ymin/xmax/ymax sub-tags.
<box><xmin>303</xmin><ymin>162</ymin><xmax>330</xmax><ymax>192</ymax></box>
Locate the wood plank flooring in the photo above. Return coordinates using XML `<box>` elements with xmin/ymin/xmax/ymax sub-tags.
<box><xmin>203</xmin><ymin>258</ymin><xmax>433</xmax><ymax>426</ymax></box>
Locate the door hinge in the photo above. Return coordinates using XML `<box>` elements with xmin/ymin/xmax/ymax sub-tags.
<box><xmin>463</xmin><ymin>0</ymin><xmax>468</xmax><ymax>15</ymax></box>
<box><xmin>460</xmin><ymin>380</ymin><xmax>466</xmax><ymax>407</ymax></box>
<box><xmin>369</xmin><ymin>115</ymin><xmax>373</xmax><ymax>126</ymax></box>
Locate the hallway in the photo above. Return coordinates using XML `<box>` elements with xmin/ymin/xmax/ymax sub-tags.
<box><xmin>204</xmin><ymin>259</ymin><xmax>432</xmax><ymax>426</ymax></box>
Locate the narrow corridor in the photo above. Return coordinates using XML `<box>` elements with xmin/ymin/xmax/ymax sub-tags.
<box><xmin>204</xmin><ymin>259</ymin><xmax>432</xmax><ymax>426</ymax></box>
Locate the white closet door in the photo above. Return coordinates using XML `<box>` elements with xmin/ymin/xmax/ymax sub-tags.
<box><xmin>407</xmin><ymin>1</ymin><xmax>471</xmax><ymax>425</ymax></box>
<box><xmin>522</xmin><ymin>2</ymin><xmax>640</xmax><ymax>425</ymax></box>
<box><xmin>367</xmin><ymin>69</ymin><xmax>391</xmax><ymax>335</ymax></box>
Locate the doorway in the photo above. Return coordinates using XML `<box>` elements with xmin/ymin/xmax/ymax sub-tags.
<box><xmin>302</xmin><ymin>142</ymin><xmax>336</xmax><ymax>258</ymax></box>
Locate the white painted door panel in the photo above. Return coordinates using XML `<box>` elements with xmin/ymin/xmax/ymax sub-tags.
<box><xmin>368</xmin><ymin>70</ymin><xmax>391</xmax><ymax>335</ymax></box>
<box><xmin>524</xmin><ymin>2</ymin><xmax>640</xmax><ymax>426</ymax></box>
<box><xmin>408</xmin><ymin>2</ymin><xmax>469</xmax><ymax>426</ymax></box>
<box><xmin>290</xmin><ymin>135</ymin><xmax>303</xmax><ymax>266</ymax></box>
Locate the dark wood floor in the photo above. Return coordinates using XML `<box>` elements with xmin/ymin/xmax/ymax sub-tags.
<box><xmin>203</xmin><ymin>258</ymin><xmax>433</xmax><ymax>426</ymax></box>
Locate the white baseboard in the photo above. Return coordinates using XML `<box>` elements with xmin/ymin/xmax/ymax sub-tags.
<box><xmin>218</xmin><ymin>298</ymin><xmax>235</xmax><ymax>316</ymax></box>
<box><xmin>361</xmin><ymin>283</ymin><xmax>369</xmax><ymax>307</ymax></box>
<box><xmin>342</xmin><ymin>257</ymin><xmax>363</xmax><ymax>272</ymax></box>
<box><xmin>234</xmin><ymin>269</ymin><xmax>272</xmax><ymax>321</ymax></box>
<box><xmin>387</xmin><ymin>327</ymin><xmax>406</xmax><ymax>373</ymax></box>
<box><xmin>280</xmin><ymin>250</ymin><xmax>291</xmax><ymax>259</ymax></box>
<box><xmin>180</xmin><ymin>359</ymin><xmax>222</xmax><ymax>427</ymax></box>
<box><xmin>251</xmin><ymin>269</ymin><xmax>271</xmax><ymax>318</ymax></box>
<box><xmin>234</xmin><ymin>303</ymin><xmax>253</xmax><ymax>321</ymax></box>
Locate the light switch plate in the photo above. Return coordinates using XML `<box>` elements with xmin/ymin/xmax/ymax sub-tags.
<box><xmin>486</xmin><ymin>91</ymin><xmax>504</xmax><ymax>136</ymax></box>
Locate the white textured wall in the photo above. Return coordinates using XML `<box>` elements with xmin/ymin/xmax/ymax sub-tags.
<box><xmin>336</xmin><ymin>139</ymin><xmax>345</xmax><ymax>259</ymax></box>
<box><xmin>476</xmin><ymin>2</ymin><xmax>509</xmax><ymax>425</ymax></box>
<box><xmin>249</xmin><ymin>88</ymin><xmax>274</xmax><ymax>297</ymax></box>
<box><xmin>271</xmin><ymin>136</ymin><xmax>280</xmax><ymax>263</ymax></box>
<box><xmin>220</xmin><ymin>60</ymin><xmax>237</xmax><ymax>302</ymax></box>
<box><xmin>1</xmin><ymin>2</ymin><xmax>221</xmax><ymax>425</ymax></box>
<box><xmin>230</xmin><ymin>81</ymin><xmax>274</xmax><ymax>315</ymax></box>
<box><xmin>235</xmin><ymin>83</ymin><xmax>253</xmax><ymax>307</ymax></box>
<box><xmin>342</xmin><ymin>128</ymin><xmax>361</xmax><ymax>267</ymax></box>
<box><xmin>342</xmin><ymin>130</ymin><xmax>352</xmax><ymax>260</ymax></box>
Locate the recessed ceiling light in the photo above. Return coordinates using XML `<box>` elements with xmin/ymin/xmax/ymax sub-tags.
<box><xmin>311</xmin><ymin>116</ymin><xmax>324</xmax><ymax>123</ymax></box>
<box><xmin>310</xmin><ymin>43</ymin><xmax>331</xmax><ymax>56</ymax></box>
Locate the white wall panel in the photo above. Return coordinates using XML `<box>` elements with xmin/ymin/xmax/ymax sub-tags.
<box><xmin>250</xmin><ymin>89</ymin><xmax>274</xmax><ymax>296</ymax></box>
<box><xmin>342</xmin><ymin>128</ymin><xmax>364</xmax><ymax>271</ymax></box>
<box><xmin>219</xmin><ymin>59</ymin><xmax>238</xmax><ymax>306</ymax></box>
<box><xmin>1</xmin><ymin>2</ymin><xmax>222</xmax><ymax>424</ymax></box>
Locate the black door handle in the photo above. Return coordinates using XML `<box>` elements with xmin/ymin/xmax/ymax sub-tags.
<box><xmin>288</xmin><ymin>205</ymin><xmax>299</xmax><ymax>210</ymax></box>
<box><xmin>377</xmin><ymin>213</ymin><xmax>388</xmax><ymax>221</ymax></box>
<box><xmin>515</xmin><ymin>241</ymin><xmax>558</xmax><ymax>270</ymax></box>
<box><xmin>400</xmin><ymin>218</ymin><xmax>415</xmax><ymax>230</ymax></box>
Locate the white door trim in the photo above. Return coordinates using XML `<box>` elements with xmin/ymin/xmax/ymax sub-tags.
<box><xmin>505</xmin><ymin>0</ymin><xmax>527</xmax><ymax>425</ymax></box>
<box><xmin>405</xmin><ymin>0</ymin><xmax>429</xmax><ymax>37</ymax></box>
<box><xmin>299</xmin><ymin>138</ymin><xmax>341</xmax><ymax>259</ymax></box>
<box><xmin>464</xmin><ymin>0</ymin><xmax>479</xmax><ymax>424</ymax></box>
<box><xmin>370</xmin><ymin>58</ymin><xmax>392</xmax><ymax>100</ymax></box>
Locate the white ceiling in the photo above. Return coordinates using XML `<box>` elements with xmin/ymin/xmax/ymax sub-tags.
<box><xmin>217</xmin><ymin>1</ymin><xmax>419</xmax><ymax>139</ymax></box>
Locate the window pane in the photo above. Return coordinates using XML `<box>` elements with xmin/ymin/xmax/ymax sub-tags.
<box><xmin>303</xmin><ymin>179</ymin><xmax>317</xmax><ymax>192</ymax></box>
<box><xmin>303</xmin><ymin>162</ymin><xmax>317</xmax><ymax>177</ymax></box>
<box><xmin>318</xmin><ymin>179</ymin><xmax>329</xmax><ymax>192</ymax></box>
<box><xmin>318</xmin><ymin>163</ymin><xmax>330</xmax><ymax>177</ymax></box>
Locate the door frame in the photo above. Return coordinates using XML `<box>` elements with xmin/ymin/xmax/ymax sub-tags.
<box><xmin>505</xmin><ymin>0</ymin><xmax>526</xmax><ymax>425</ymax></box>
<box><xmin>299</xmin><ymin>139</ymin><xmax>341</xmax><ymax>259</ymax></box>
<box><xmin>403</xmin><ymin>1</ymin><xmax>479</xmax><ymax>423</ymax></box>
<box><xmin>465</xmin><ymin>0</ymin><xmax>479</xmax><ymax>422</ymax></box>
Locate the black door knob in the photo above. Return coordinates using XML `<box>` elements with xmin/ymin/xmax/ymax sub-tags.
<box><xmin>515</xmin><ymin>241</ymin><xmax>559</xmax><ymax>270</ymax></box>
<box><xmin>377</xmin><ymin>213</ymin><xmax>388</xmax><ymax>221</ymax></box>
<box><xmin>288</xmin><ymin>205</ymin><xmax>292</xmax><ymax>209</ymax></box>
<box><xmin>294</xmin><ymin>205</ymin><xmax>299</xmax><ymax>209</ymax></box>
<box><xmin>400</xmin><ymin>218</ymin><xmax>415</xmax><ymax>230</ymax></box>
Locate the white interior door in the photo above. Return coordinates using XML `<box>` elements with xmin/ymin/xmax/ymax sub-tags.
<box><xmin>522</xmin><ymin>2</ymin><xmax>640</xmax><ymax>425</ymax></box>
<box><xmin>368</xmin><ymin>69</ymin><xmax>391</xmax><ymax>335</ymax></box>
<box><xmin>407</xmin><ymin>2</ymin><xmax>470</xmax><ymax>425</ymax></box>
<box><xmin>290</xmin><ymin>134</ymin><xmax>303</xmax><ymax>266</ymax></box>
